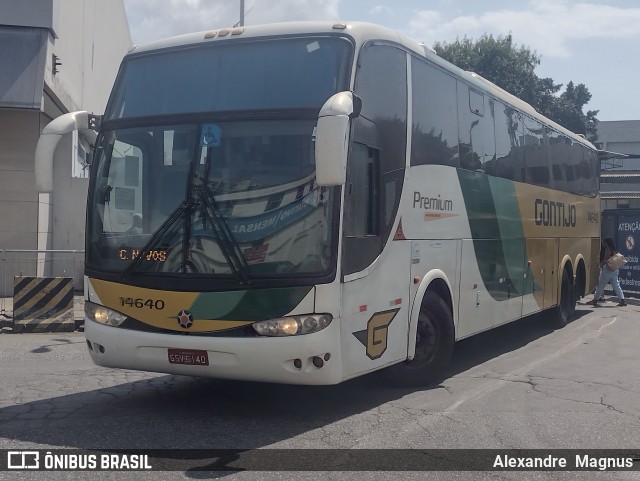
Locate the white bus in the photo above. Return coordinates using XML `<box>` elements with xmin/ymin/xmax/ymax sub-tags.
<box><xmin>36</xmin><ymin>21</ymin><xmax>600</xmax><ymax>385</ymax></box>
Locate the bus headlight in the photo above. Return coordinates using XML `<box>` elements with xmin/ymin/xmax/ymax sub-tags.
<box><xmin>85</xmin><ymin>302</ymin><xmax>127</xmax><ymax>327</ymax></box>
<box><xmin>252</xmin><ymin>314</ymin><xmax>332</xmax><ymax>337</ymax></box>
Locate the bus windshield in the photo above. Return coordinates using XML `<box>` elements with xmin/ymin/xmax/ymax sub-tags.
<box><xmin>86</xmin><ymin>120</ymin><xmax>337</xmax><ymax>280</ymax></box>
<box><xmin>86</xmin><ymin>36</ymin><xmax>351</xmax><ymax>282</ymax></box>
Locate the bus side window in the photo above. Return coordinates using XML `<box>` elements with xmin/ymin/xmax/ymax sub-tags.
<box><xmin>411</xmin><ymin>57</ymin><xmax>459</xmax><ymax>167</ymax></box>
<box><xmin>523</xmin><ymin>116</ymin><xmax>550</xmax><ymax>187</ymax></box>
<box><xmin>344</xmin><ymin>43</ymin><xmax>407</xmax><ymax>275</ymax></box>
<box><xmin>548</xmin><ymin>129</ymin><xmax>565</xmax><ymax>191</ymax></box>
<box><xmin>584</xmin><ymin>148</ymin><xmax>599</xmax><ymax>196</ymax></box>
<box><xmin>566</xmin><ymin>139</ymin><xmax>584</xmax><ymax>195</ymax></box>
<box><xmin>458</xmin><ymin>83</ymin><xmax>496</xmax><ymax>172</ymax></box>
<box><xmin>493</xmin><ymin>102</ymin><xmax>524</xmax><ymax>182</ymax></box>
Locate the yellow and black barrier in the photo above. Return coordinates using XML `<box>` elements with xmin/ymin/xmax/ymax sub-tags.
<box><xmin>12</xmin><ymin>276</ymin><xmax>75</xmax><ymax>333</ymax></box>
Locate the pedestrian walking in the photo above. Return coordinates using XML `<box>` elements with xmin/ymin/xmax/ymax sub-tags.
<box><xmin>591</xmin><ymin>237</ymin><xmax>626</xmax><ymax>307</ymax></box>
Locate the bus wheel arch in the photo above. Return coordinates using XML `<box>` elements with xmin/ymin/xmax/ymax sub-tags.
<box><xmin>383</xmin><ymin>275</ymin><xmax>455</xmax><ymax>386</ymax></box>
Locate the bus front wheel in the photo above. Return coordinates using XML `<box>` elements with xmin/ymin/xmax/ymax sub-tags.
<box><xmin>384</xmin><ymin>291</ymin><xmax>455</xmax><ymax>387</ymax></box>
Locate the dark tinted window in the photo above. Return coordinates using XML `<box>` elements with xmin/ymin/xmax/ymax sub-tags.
<box><xmin>344</xmin><ymin>44</ymin><xmax>407</xmax><ymax>275</ymax></box>
<box><xmin>583</xmin><ymin>148</ymin><xmax>600</xmax><ymax>196</ymax></box>
<box><xmin>523</xmin><ymin>116</ymin><xmax>550</xmax><ymax>187</ymax></box>
<box><xmin>411</xmin><ymin>57</ymin><xmax>459</xmax><ymax>167</ymax></box>
<box><xmin>355</xmin><ymin>44</ymin><xmax>407</xmax><ymax>175</ymax></box>
<box><xmin>106</xmin><ymin>37</ymin><xmax>352</xmax><ymax>119</ymax></box>
<box><xmin>491</xmin><ymin>101</ymin><xmax>524</xmax><ymax>181</ymax></box>
<box><xmin>458</xmin><ymin>82</ymin><xmax>496</xmax><ymax>172</ymax></box>
<box><xmin>547</xmin><ymin>130</ymin><xmax>564</xmax><ymax>191</ymax></box>
<box><xmin>567</xmin><ymin>139</ymin><xmax>585</xmax><ymax>194</ymax></box>
<box><xmin>547</xmin><ymin>131</ymin><xmax>598</xmax><ymax>196</ymax></box>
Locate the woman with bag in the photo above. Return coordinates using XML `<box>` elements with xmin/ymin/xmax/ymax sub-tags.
<box><xmin>591</xmin><ymin>237</ymin><xmax>626</xmax><ymax>306</ymax></box>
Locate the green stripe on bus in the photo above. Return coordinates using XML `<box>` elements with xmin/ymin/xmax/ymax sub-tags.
<box><xmin>189</xmin><ymin>286</ymin><xmax>313</xmax><ymax>321</ymax></box>
<box><xmin>458</xmin><ymin>170</ymin><xmax>534</xmax><ymax>301</ymax></box>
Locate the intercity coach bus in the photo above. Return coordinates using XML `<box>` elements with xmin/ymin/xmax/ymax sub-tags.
<box><xmin>35</xmin><ymin>21</ymin><xmax>601</xmax><ymax>386</ymax></box>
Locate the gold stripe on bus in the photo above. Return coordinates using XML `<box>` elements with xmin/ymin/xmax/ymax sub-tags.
<box><xmin>513</xmin><ymin>185</ymin><xmax>600</xmax><ymax>310</ymax></box>
<box><xmin>513</xmin><ymin>184</ymin><xmax>600</xmax><ymax>239</ymax></box>
<box><xmin>89</xmin><ymin>278</ymin><xmax>253</xmax><ymax>332</ymax></box>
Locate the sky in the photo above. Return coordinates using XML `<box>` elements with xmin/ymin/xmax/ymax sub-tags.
<box><xmin>122</xmin><ymin>0</ymin><xmax>640</xmax><ymax>121</ymax></box>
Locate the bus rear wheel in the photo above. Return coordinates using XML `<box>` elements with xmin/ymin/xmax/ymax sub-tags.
<box><xmin>384</xmin><ymin>292</ymin><xmax>454</xmax><ymax>387</ymax></box>
<box><xmin>554</xmin><ymin>268</ymin><xmax>575</xmax><ymax>328</ymax></box>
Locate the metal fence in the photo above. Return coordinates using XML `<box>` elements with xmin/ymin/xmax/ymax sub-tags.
<box><xmin>0</xmin><ymin>249</ymin><xmax>85</xmax><ymax>321</ymax></box>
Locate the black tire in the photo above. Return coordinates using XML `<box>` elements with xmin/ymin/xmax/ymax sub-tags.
<box><xmin>574</xmin><ymin>263</ymin><xmax>586</xmax><ymax>300</ymax></box>
<box><xmin>554</xmin><ymin>267</ymin><xmax>575</xmax><ymax>328</ymax></box>
<box><xmin>383</xmin><ymin>291</ymin><xmax>455</xmax><ymax>387</ymax></box>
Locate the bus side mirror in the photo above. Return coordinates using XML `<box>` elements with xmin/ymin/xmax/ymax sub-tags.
<box><xmin>35</xmin><ymin>111</ymin><xmax>97</xmax><ymax>192</ymax></box>
<box><xmin>314</xmin><ymin>91</ymin><xmax>361</xmax><ymax>187</ymax></box>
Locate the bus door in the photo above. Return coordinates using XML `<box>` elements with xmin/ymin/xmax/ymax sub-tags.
<box><xmin>339</xmin><ymin>141</ymin><xmax>409</xmax><ymax>379</ymax></box>
<box><xmin>339</xmin><ymin>42</ymin><xmax>410</xmax><ymax>378</ymax></box>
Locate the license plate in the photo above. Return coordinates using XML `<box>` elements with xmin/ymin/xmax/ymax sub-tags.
<box><xmin>168</xmin><ymin>348</ymin><xmax>209</xmax><ymax>366</ymax></box>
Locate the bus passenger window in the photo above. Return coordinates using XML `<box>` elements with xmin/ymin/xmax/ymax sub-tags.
<box><xmin>458</xmin><ymin>83</ymin><xmax>496</xmax><ymax>172</ymax></box>
<box><xmin>493</xmin><ymin>102</ymin><xmax>524</xmax><ymax>181</ymax></box>
<box><xmin>523</xmin><ymin>116</ymin><xmax>550</xmax><ymax>187</ymax></box>
<box><xmin>411</xmin><ymin>57</ymin><xmax>459</xmax><ymax>167</ymax></box>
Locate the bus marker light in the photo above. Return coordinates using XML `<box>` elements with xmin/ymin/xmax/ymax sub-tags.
<box><xmin>204</xmin><ymin>31</ymin><xmax>217</xmax><ymax>39</ymax></box>
<box><xmin>413</xmin><ymin>276</ymin><xmax>421</xmax><ymax>284</ymax></box>
<box><xmin>312</xmin><ymin>356</ymin><xmax>324</xmax><ymax>368</ymax></box>
<box><xmin>293</xmin><ymin>359</ymin><xmax>302</xmax><ymax>369</ymax></box>
<box><xmin>359</xmin><ymin>305</ymin><xmax>367</xmax><ymax>312</ymax></box>
<box><xmin>218</xmin><ymin>29</ymin><xmax>231</xmax><ymax>37</ymax></box>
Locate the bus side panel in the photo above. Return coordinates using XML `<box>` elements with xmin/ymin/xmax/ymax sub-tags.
<box><xmin>514</xmin><ymin>183</ymin><xmax>600</xmax><ymax>311</ymax></box>
<box><xmin>340</xmin><ymin>240</ymin><xmax>411</xmax><ymax>380</ymax></box>
<box><xmin>409</xmin><ymin>239</ymin><xmax>461</xmax><ymax>337</ymax></box>
<box><xmin>457</xmin><ymin>239</ymin><xmax>497</xmax><ymax>339</ymax></box>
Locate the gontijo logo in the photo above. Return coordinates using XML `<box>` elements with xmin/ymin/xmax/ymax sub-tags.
<box><xmin>534</xmin><ymin>199</ymin><xmax>577</xmax><ymax>227</ymax></box>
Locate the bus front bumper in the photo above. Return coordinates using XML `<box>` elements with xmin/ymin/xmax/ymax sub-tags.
<box><xmin>84</xmin><ymin>318</ymin><xmax>343</xmax><ymax>385</ymax></box>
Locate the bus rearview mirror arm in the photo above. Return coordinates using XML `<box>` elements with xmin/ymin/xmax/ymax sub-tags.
<box><xmin>35</xmin><ymin>111</ymin><xmax>98</xmax><ymax>192</ymax></box>
<box><xmin>315</xmin><ymin>91</ymin><xmax>361</xmax><ymax>187</ymax></box>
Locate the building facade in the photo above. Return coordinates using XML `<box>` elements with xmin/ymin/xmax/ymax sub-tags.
<box><xmin>0</xmin><ymin>0</ymin><xmax>131</xmax><ymax>294</ymax></box>
<box><xmin>596</xmin><ymin>120</ymin><xmax>640</xmax><ymax>211</ymax></box>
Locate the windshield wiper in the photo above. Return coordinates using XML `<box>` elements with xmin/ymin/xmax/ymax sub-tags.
<box><xmin>121</xmin><ymin>199</ymin><xmax>197</xmax><ymax>280</ymax></box>
<box><xmin>195</xmin><ymin>183</ymin><xmax>251</xmax><ymax>284</ymax></box>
